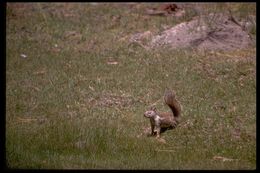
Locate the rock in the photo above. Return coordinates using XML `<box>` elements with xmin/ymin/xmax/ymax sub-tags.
<box><xmin>131</xmin><ymin>13</ymin><xmax>255</xmax><ymax>51</ymax></box>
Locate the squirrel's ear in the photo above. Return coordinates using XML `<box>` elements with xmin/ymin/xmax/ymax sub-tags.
<box><xmin>152</xmin><ymin>107</ymin><xmax>157</xmax><ymax>112</ymax></box>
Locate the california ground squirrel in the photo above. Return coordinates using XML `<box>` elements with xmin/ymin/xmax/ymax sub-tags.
<box><xmin>144</xmin><ymin>89</ymin><xmax>181</xmax><ymax>138</ymax></box>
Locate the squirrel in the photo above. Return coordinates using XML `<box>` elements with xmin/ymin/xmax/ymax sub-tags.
<box><xmin>144</xmin><ymin>89</ymin><xmax>181</xmax><ymax>138</ymax></box>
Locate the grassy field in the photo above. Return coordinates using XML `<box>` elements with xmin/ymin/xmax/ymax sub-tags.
<box><xmin>6</xmin><ymin>3</ymin><xmax>256</xmax><ymax>169</ymax></box>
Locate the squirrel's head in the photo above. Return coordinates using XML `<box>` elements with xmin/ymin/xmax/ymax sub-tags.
<box><xmin>144</xmin><ymin>107</ymin><xmax>157</xmax><ymax>118</ymax></box>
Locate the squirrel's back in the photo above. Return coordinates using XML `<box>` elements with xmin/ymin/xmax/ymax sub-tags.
<box><xmin>164</xmin><ymin>89</ymin><xmax>181</xmax><ymax>118</ymax></box>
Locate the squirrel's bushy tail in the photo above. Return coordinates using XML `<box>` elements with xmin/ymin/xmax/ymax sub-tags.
<box><xmin>164</xmin><ymin>89</ymin><xmax>181</xmax><ymax>118</ymax></box>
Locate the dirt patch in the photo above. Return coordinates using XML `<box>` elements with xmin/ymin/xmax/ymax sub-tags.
<box><xmin>87</xmin><ymin>93</ymin><xmax>135</xmax><ymax>108</ymax></box>
<box><xmin>130</xmin><ymin>13</ymin><xmax>255</xmax><ymax>51</ymax></box>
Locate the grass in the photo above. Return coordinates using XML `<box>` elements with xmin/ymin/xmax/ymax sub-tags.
<box><xmin>6</xmin><ymin>3</ymin><xmax>256</xmax><ymax>169</ymax></box>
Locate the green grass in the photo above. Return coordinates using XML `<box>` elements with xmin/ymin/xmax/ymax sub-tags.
<box><xmin>6</xmin><ymin>3</ymin><xmax>256</xmax><ymax>169</ymax></box>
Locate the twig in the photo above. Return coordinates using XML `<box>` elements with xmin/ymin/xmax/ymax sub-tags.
<box><xmin>228</xmin><ymin>9</ymin><xmax>242</xmax><ymax>28</ymax></box>
<box><xmin>16</xmin><ymin>117</ymin><xmax>38</xmax><ymax>123</ymax></box>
